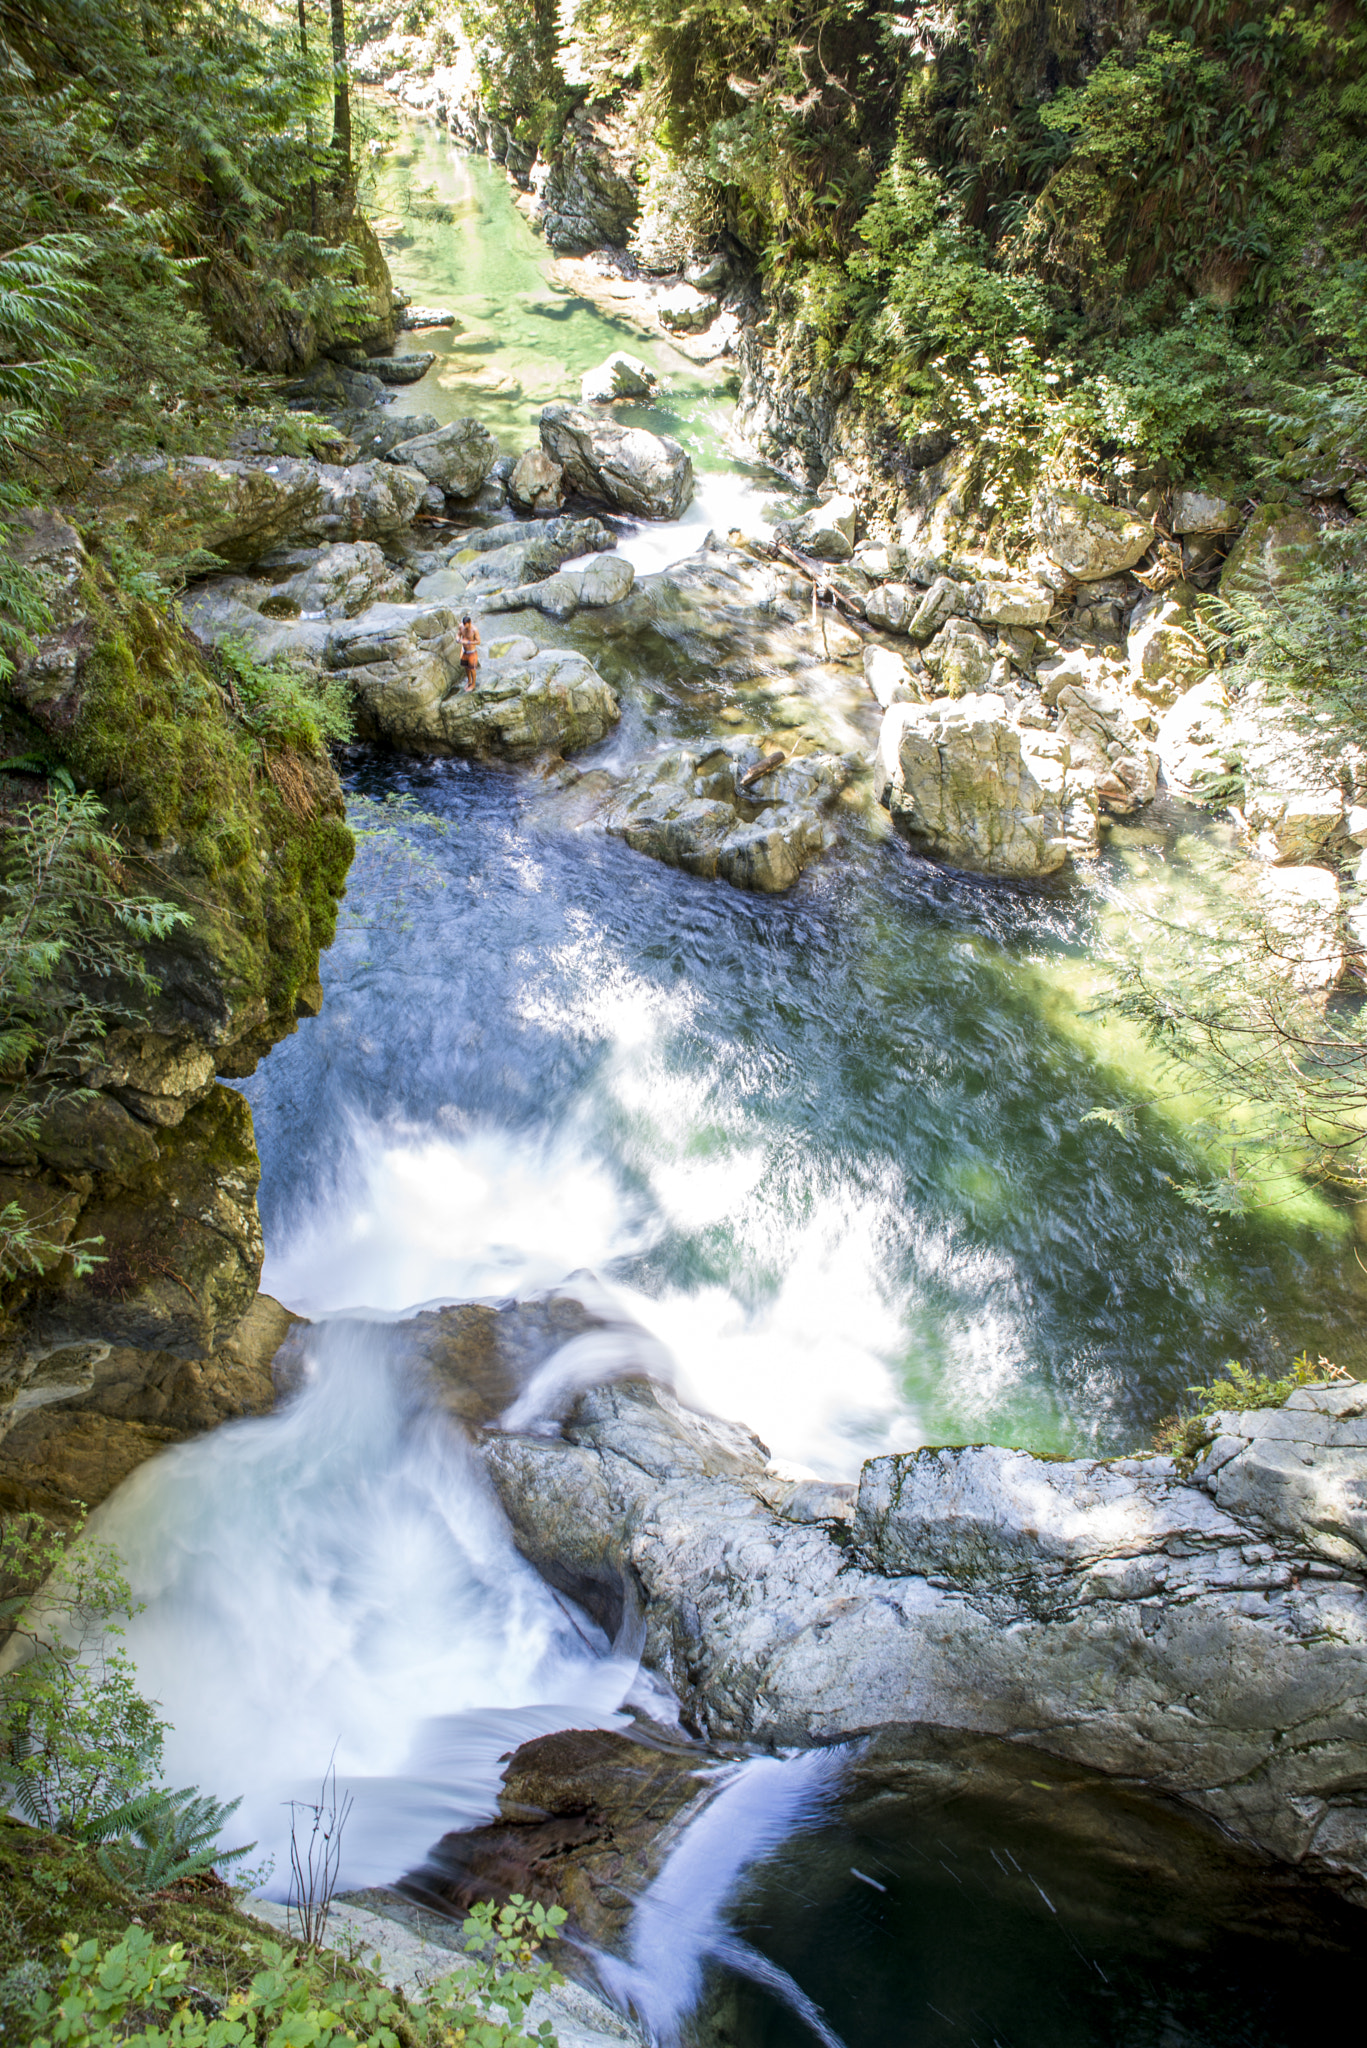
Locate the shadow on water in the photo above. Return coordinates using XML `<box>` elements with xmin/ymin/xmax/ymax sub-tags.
<box><xmin>706</xmin><ymin>1730</ymin><xmax>1361</xmax><ymax>2048</ymax></box>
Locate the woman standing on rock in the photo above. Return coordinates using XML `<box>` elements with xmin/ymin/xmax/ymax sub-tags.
<box><xmin>458</xmin><ymin>614</ymin><xmax>480</xmax><ymax>690</ymax></box>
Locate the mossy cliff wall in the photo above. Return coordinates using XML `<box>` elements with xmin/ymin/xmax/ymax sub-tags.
<box><xmin>0</xmin><ymin>512</ymin><xmax>352</xmax><ymax>1453</ymax></box>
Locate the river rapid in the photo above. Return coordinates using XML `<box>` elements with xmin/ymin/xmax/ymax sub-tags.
<box><xmin>94</xmin><ymin>112</ymin><xmax>1365</xmax><ymax>2048</ymax></box>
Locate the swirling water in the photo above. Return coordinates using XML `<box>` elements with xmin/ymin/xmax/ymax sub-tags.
<box><xmin>96</xmin><ymin>110</ymin><xmax>1365</xmax><ymax>2047</ymax></box>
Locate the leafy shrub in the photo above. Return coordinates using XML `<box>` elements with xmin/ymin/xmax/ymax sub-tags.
<box><xmin>215</xmin><ymin>641</ymin><xmax>354</xmax><ymax>758</ymax></box>
<box><xmin>0</xmin><ymin>1516</ymin><xmax>167</xmax><ymax>1839</ymax></box>
<box><xmin>95</xmin><ymin>1790</ymin><xmax>255</xmax><ymax>1899</ymax></box>
<box><xmin>1154</xmin><ymin>1352</ymin><xmax>1351</xmax><ymax>1461</ymax></box>
<box><xmin>21</xmin><ymin>1896</ymin><xmax>568</xmax><ymax>2048</ymax></box>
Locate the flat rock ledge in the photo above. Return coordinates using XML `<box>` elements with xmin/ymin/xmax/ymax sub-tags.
<box><xmin>479</xmin><ymin>1375</ymin><xmax>1367</xmax><ymax>1900</ymax></box>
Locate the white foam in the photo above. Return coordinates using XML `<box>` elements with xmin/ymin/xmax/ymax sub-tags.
<box><xmin>86</xmin><ymin>1321</ymin><xmax>638</xmax><ymax>1894</ymax></box>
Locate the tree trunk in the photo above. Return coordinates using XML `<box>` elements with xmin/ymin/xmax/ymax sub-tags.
<box><xmin>329</xmin><ymin>0</ymin><xmax>351</xmax><ymax>185</ymax></box>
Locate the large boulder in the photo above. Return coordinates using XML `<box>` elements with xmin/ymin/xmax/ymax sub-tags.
<box><xmin>1172</xmin><ymin>489</ymin><xmax>1239</xmax><ymax>535</ymax></box>
<box><xmin>907</xmin><ymin>575</ymin><xmax>971</xmax><ymax>645</ymax></box>
<box><xmin>1154</xmin><ymin>678</ymin><xmax>1239</xmax><ymax>802</ymax></box>
<box><xmin>435</xmin><ymin>642</ymin><xmax>621</xmax><ymax>758</ymax></box>
<box><xmin>967</xmin><ymin>577</ymin><xmax>1054</xmax><ymax>628</ymax></box>
<box><xmin>1034</xmin><ymin>487</ymin><xmax>1154</xmax><ymax>580</ymax></box>
<box><xmin>479</xmin><ymin>1372</ymin><xmax>1367</xmax><ymax>1894</ymax></box>
<box><xmin>1254</xmin><ymin>865</ymin><xmax>1343</xmax><ymax>993</ymax></box>
<box><xmin>1055</xmin><ymin>681</ymin><xmax>1159</xmax><ymax>813</ymax></box>
<box><xmin>584</xmin><ymin>741</ymin><xmax>850</xmax><ymax>894</ymax></box>
<box><xmin>538</xmin><ymin>403</ymin><xmax>694</xmax><ymax>520</ymax></box>
<box><xmin>1127</xmin><ymin>590</ymin><xmax>1207</xmax><ymax>706</ymax></box>
<box><xmin>386</xmin><ymin>417</ymin><xmax>501</xmax><ymax>497</ymax></box>
<box><xmin>484</xmin><ymin>554</ymin><xmax>635</xmax><ymax>622</ymax></box>
<box><xmin>875</xmin><ymin>693</ymin><xmax>1072</xmax><ymax>876</ymax></box>
<box><xmin>863</xmin><ymin>581</ymin><xmax>919</xmax><ymax>634</ymax></box>
<box><xmin>508</xmin><ymin>448</ymin><xmax>565</xmax><ymax>513</ymax></box>
<box><xmin>93</xmin><ymin>453</ymin><xmax>428</xmax><ymax>565</ymax></box>
<box><xmin>1220</xmin><ymin>504</ymin><xmax>1320</xmax><ymax>602</ymax></box>
<box><xmin>923</xmin><ymin>616</ymin><xmax>993</xmax><ymax>698</ymax></box>
<box><xmin>580</xmin><ymin>352</ymin><xmax>657</xmax><ymax>405</ymax></box>
<box><xmin>344</xmin><ymin>624</ymin><xmax>619</xmax><ymax>758</ymax></box>
<box><xmin>775</xmin><ymin>495</ymin><xmax>857</xmax><ymax>563</ymax></box>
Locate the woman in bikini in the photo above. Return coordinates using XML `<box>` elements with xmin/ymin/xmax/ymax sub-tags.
<box><xmin>458</xmin><ymin>614</ymin><xmax>480</xmax><ymax>691</ymax></box>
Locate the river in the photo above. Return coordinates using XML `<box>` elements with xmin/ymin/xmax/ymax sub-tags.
<box><xmin>92</xmin><ymin>110</ymin><xmax>1364</xmax><ymax>2048</ymax></box>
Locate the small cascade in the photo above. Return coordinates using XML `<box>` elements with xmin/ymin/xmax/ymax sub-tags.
<box><xmin>595</xmin><ymin>1750</ymin><xmax>851</xmax><ymax>2048</ymax></box>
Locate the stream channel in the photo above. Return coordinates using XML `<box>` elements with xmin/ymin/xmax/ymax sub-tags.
<box><xmin>93</xmin><ymin>116</ymin><xmax>1364</xmax><ymax>2047</ymax></box>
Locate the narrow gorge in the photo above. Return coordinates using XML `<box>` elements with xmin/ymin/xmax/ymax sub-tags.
<box><xmin>3</xmin><ymin>5</ymin><xmax>1367</xmax><ymax>2046</ymax></box>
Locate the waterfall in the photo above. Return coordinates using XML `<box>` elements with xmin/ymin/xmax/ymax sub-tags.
<box><xmin>87</xmin><ymin>1319</ymin><xmax>641</xmax><ymax>1896</ymax></box>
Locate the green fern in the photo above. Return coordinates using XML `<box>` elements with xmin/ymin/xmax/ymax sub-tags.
<box><xmin>93</xmin><ymin>1787</ymin><xmax>255</xmax><ymax>1897</ymax></box>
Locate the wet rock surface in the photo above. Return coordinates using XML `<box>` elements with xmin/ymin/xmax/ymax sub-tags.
<box><xmin>399</xmin><ymin>1727</ymin><xmax>713</xmax><ymax>1953</ymax></box>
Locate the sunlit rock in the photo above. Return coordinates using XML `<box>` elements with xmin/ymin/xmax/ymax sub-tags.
<box><xmin>92</xmin><ymin>452</ymin><xmax>429</xmax><ymax>563</ymax></box>
<box><xmin>1254</xmin><ymin>864</ymin><xmax>1343</xmax><ymax>992</ymax></box>
<box><xmin>1172</xmin><ymin>488</ymin><xmax>1239</xmax><ymax>535</ymax></box>
<box><xmin>775</xmin><ymin>494</ymin><xmax>857</xmax><ymax>562</ymax></box>
<box><xmin>539</xmin><ymin>402</ymin><xmax>694</xmax><ymax>520</ymax></box>
<box><xmin>863</xmin><ymin>644</ymin><xmax>920</xmax><ymax>708</ymax></box>
<box><xmin>578</xmin><ymin>740</ymin><xmax>850</xmax><ymax>893</ymax></box>
<box><xmin>655</xmin><ymin>281</ymin><xmax>718</xmax><ymax>334</ymax></box>
<box><xmin>863</xmin><ymin>581</ymin><xmax>918</xmax><ymax>633</ymax></box>
<box><xmin>1054</xmin><ymin>681</ymin><xmax>1159</xmax><ymax>813</ymax></box>
<box><xmin>508</xmin><ymin>447</ymin><xmax>565</xmax><ymax>513</ymax></box>
<box><xmin>386</xmin><ymin>417</ymin><xmax>502</xmax><ymax>497</ymax></box>
<box><xmin>1220</xmin><ymin>503</ymin><xmax>1320</xmax><ymax>601</ymax></box>
<box><xmin>966</xmin><ymin>577</ymin><xmax>1054</xmax><ymax>628</ymax></box>
<box><xmin>1127</xmin><ymin>590</ymin><xmax>1208</xmax><ymax>706</ymax></box>
<box><xmin>923</xmin><ymin>616</ymin><xmax>993</xmax><ymax>698</ymax></box>
<box><xmin>480</xmin><ymin>1372</ymin><xmax>1367</xmax><ymax>1894</ymax></box>
<box><xmin>876</xmin><ymin>692</ymin><xmax>1072</xmax><ymax>876</ymax></box>
<box><xmin>580</xmin><ymin>351</ymin><xmax>658</xmax><ymax>404</ymax></box>
<box><xmin>484</xmin><ymin>554</ymin><xmax>636</xmax><ymax>621</ymax></box>
<box><xmin>1034</xmin><ymin>487</ymin><xmax>1154</xmax><ymax>580</ymax></box>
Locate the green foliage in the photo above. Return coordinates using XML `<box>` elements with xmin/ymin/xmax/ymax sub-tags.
<box><xmin>0</xmin><ymin>1514</ymin><xmax>167</xmax><ymax>1839</ymax></box>
<box><xmin>1154</xmin><ymin>1351</ymin><xmax>1350</xmax><ymax>1460</ymax></box>
<box><xmin>0</xmin><ymin>785</ymin><xmax>189</xmax><ymax>1280</ymax></box>
<box><xmin>95</xmin><ymin>1789</ymin><xmax>255</xmax><ymax>1899</ymax></box>
<box><xmin>215</xmin><ymin>640</ymin><xmax>355</xmax><ymax>758</ymax></box>
<box><xmin>34</xmin><ymin>588</ymin><xmax>355</xmax><ymax>1037</ymax></box>
<box><xmin>18</xmin><ymin>1897</ymin><xmax>568</xmax><ymax>2048</ymax></box>
<box><xmin>0</xmin><ymin>0</ymin><xmax>379</xmax><ymax>499</ymax></box>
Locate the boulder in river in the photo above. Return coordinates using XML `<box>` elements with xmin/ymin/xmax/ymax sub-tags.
<box><xmin>484</xmin><ymin>554</ymin><xmax>635</xmax><ymax>621</ymax></box>
<box><xmin>434</xmin><ymin>641</ymin><xmax>621</xmax><ymax>759</ymax></box>
<box><xmin>580</xmin><ymin>352</ymin><xmax>657</xmax><ymax>405</ymax></box>
<box><xmin>369</xmin><ymin>352</ymin><xmax>436</xmax><ymax>384</ymax></box>
<box><xmin>590</xmin><ymin>740</ymin><xmax>851</xmax><ymax>893</ymax></box>
<box><xmin>538</xmin><ymin>402</ymin><xmax>694</xmax><ymax>520</ymax></box>
<box><xmin>478</xmin><ymin>1369</ymin><xmax>1367</xmax><ymax>1899</ymax></box>
<box><xmin>876</xmin><ymin>691</ymin><xmax>1076</xmax><ymax>876</ymax></box>
<box><xmin>386</xmin><ymin>418</ymin><xmax>502</xmax><ymax>497</ymax></box>
<box><xmin>508</xmin><ymin>447</ymin><xmax>565</xmax><ymax>513</ymax></box>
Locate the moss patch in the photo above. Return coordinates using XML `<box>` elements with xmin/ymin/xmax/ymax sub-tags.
<box><xmin>31</xmin><ymin>580</ymin><xmax>354</xmax><ymax>1062</ymax></box>
<box><xmin>0</xmin><ymin>1821</ymin><xmax>302</xmax><ymax>2008</ymax></box>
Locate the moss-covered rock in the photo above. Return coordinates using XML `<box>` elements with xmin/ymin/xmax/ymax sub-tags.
<box><xmin>2</xmin><ymin>558</ymin><xmax>353</xmax><ymax>1347</ymax></box>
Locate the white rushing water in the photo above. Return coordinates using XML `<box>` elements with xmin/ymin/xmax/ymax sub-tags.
<box><xmin>88</xmin><ymin>1320</ymin><xmax>641</xmax><ymax>1896</ymax></box>
<box><xmin>597</xmin><ymin>1750</ymin><xmax>851</xmax><ymax>2048</ymax></box>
